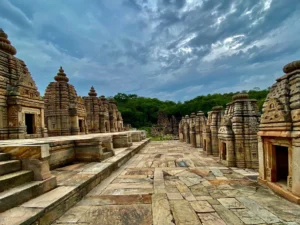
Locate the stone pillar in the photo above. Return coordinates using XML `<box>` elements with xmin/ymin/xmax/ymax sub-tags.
<box><xmin>258</xmin><ymin>136</ymin><xmax>265</xmax><ymax>180</ymax></box>
<box><xmin>70</xmin><ymin>110</ymin><xmax>79</xmax><ymax>135</ymax></box>
<box><xmin>210</xmin><ymin>106</ymin><xmax>223</xmax><ymax>156</ymax></box>
<box><xmin>190</xmin><ymin>124</ymin><xmax>196</xmax><ymax>147</ymax></box>
<box><xmin>292</xmin><ymin>139</ymin><xmax>300</xmax><ymax>197</ymax></box>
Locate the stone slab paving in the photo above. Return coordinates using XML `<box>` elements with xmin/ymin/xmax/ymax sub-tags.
<box><xmin>52</xmin><ymin>141</ymin><xmax>300</xmax><ymax>225</ymax></box>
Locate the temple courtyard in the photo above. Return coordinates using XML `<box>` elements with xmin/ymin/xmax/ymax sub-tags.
<box><xmin>51</xmin><ymin>141</ymin><xmax>300</xmax><ymax>225</ymax></box>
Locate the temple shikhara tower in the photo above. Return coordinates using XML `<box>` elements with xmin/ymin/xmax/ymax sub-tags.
<box><xmin>44</xmin><ymin>67</ymin><xmax>88</xmax><ymax>136</ymax></box>
<box><xmin>84</xmin><ymin>86</ymin><xmax>100</xmax><ymax>133</ymax></box>
<box><xmin>0</xmin><ymin>29</ymin><xmax>47</xmax><ymax>139</ymax></box>
<box><xmin>218</xmin><ymin>93</ymin><xmax>260</xmax><ymax>168</ymax></box>
<box><xmin>258</xmin><ymin>60</ymin><xmax>300</xmax><ymax>200</ymax></box>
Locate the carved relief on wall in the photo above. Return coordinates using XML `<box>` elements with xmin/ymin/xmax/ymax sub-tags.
<box><xmin>8</xmin><ymin>105</ymin><xmax>18</xmax><ymax>127</ymax></box>
<box><xmin>261</xmin><ymin>98</ymin><xmax>290</xmax><ymax>124</ymax></box>
<box><xmin>249</xmin><ymin>117</ymin><xmax>259</xmax><ymax>133</ymax></box>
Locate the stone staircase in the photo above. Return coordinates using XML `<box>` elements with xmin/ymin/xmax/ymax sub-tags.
<box><xmin>0</xmin><ymin>152</ymin><xmax>56</xmax><ymax>213</ymax></box>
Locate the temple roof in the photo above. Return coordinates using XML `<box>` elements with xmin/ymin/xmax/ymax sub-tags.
<box><xmin>283</xmin><ymin>60</ymin><xmax>300</xmax><ymax>74</ymax></box>
<box><xmin>0</xmin><ymin>28</ymin><xmax>17</xmax><ymax>55</ymax></box>
<box><xmin>54</xmin><ymin>67</ymin><xmax>69</xmax><ymax>82</ymax></box>
<box><xmin>88</xmin><ymin>86</ymin><xmax>97</xmax><ymax>97</ymax></box>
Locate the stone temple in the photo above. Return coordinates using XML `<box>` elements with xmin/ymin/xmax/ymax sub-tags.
<box><xmin>0</xmin><ymin>29</ymin><xmax>47</xmax><ymax>139</ymax></box>
<box><xmin>84</xmin><ymin>87</ymin><xmax>124</xmax><ymax>133</ymax></box>
<box><xmin>203</xmin><ymin>106</ymin><xmax>223</xmax><ymax>156</ymax></box>
<box><xmin>258</xmin><ymin>60</ymin><xmax>300</xmax><ymax>202</ymax></box>
<box><xmin>44</xmin><ymin>67</ymin><xmax>88</xmax><ymax>136</ymax></box>
<box><xmin>218</xmin><ymin>93</ymin><xmax>260</xmax><ymax>168</ymax></box>
<box><xmin>84</xmin><ymin>86</ymin><xmax>100</xmax><ymax>133</ymax></box>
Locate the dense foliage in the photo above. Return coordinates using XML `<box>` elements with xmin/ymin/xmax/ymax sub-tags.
<box><xmin>114</xmin><ymin>88</ymin><xmax>269</xmax><ymax>128</ymax></box>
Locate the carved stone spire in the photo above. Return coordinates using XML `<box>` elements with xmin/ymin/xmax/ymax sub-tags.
<box><xmin>88</xmin><ymin>86</ymin><xmax>97</xmax><ymax>97</ymax></box>
<box><xmin>54</xmin><ymin>66</ymin><xmax>69</xmax><ymax>82</ymax></box>
<box><xmin>0</xmin><ymin>28</ymin><xmax>17</xmax><ymax>55</ymax></box>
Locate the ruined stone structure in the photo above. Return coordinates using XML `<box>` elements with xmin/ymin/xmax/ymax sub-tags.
<box><xmin>151</xmin><ymin>111</ymin><xmax>178</xmax><ymax>137</ymax></box>
<box><xmin>117</xmin><ymin>111</ymin><xmax>124</xmax><ymax>131</ymax></box>
<box><xmin>0</xmin><ymin>29</ymin><xmax>48</xmax><ymax>139</ymax></box>
<box><xmin>218</xmin><ymin>94</ymin><xmax>260</xmax><ymax>168</ymax></box>
<box><xmin>179</xmin><ymin>111</ymin><xmax>207</xmax><ymax>148</ymax></box>
<box><xmin>169</xmin><ymin>115</ymin><xmax>178</xmax><ymax>136</ymax></box>
<box><xmin>99</xmin><ymin>95</ymin><xmax>110</xmax><ymax>133</ymax></box>
<box><xmin>108</xmin><ymin>98</ymin><xmax>119</xmax><ymax>132</ymax></box>
<box><xmin>258</xmin><ymin>60</ymin><xmax>300</xmax><ymax>201</ymax></box>
<box><xmin>44</xmin><ymin>67</ymin><xmax>88</xmax><ymax>136</ymax></box>
<box><xmin>195</xmin><ymin>111</ymin><xmax>207</xmax><ymax>148</ymax></box>
<box><xmin>203</xmin><ymin>106</ymin><xmax>223</xmax><ymax>156</ymax></box>
<box><xmin>84</xmin><ymin>86</ymin><xmax>100</xmax><ymax>133</ymax></box>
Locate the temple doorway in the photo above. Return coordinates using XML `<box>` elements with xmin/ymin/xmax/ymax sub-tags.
<box><xmin>275</xmin><ymin>145</ymin><xmax>289</xmax><ymax>182</ymax></box>
<box><xmin>25</xmin><ymin>114</ymin><xmax>34</xmax><ymax>134</ymax></box>
<box><xmin>203</xmin><ymin>140</ymin><xmax>206</xmax><ymax>151</ymax></box>
<box><xmin>79</xmin><ymin>120</ymin><xmax>84</xmax><ymax>132</ymax></box>
<box><xmin>105</xmin><ymin>122</ymin><xmax>109</xmax><ymax>132</ymax></box>
<box><xmin>222</xmin><ymin>143</ymin><xmax>227</xmax><ymax>160</ymax></box>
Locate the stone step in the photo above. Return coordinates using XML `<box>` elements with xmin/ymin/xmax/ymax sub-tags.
<box><xmin>0</xmin><ymin>176</ymin><xmax>57</xmax><ymax>213</ymax></box>
<box><xmin>0</xmin><ymin>153</ymin><xmax>10</xmax><ymax>161</ymax></box>
<box><xmin>0</xmin><ymin>170</ymin><xmax>34</xmax><ymax>192</ymax></box>
<box><xmin>102</xmin><ymin>151</ymin><xmax>114</xmax><ymax>160</ymax></box>
<box><xmin>0</xmin><ymin>160</ymin><xmax>21</xmax><ymax>176</ymax></box>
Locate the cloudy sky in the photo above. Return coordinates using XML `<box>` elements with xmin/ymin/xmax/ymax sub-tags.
<box><xmin>1</xmin><ymin>0</ymin><xmax>300</xmax><ymax>101</ymax></box>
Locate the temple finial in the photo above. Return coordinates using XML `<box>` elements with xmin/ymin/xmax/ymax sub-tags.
<box><xmin>0</xmin><ymin>28</ymin><xmax>17</xmax><ymax>55</ymax></box>
<box><xmin>54</xmin><ymin>66</ymin><xmax>69</xmax><ymax>82</ymax></box>
<box><xmin>88</xmin><ymin>86</ymin><xmax>97</xmax><ymax>97</ymax></box>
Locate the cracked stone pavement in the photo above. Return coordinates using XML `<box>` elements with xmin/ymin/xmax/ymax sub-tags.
<box><xmin>52</xmin><ymin>141</ymin><xmax>300</xmax><ymax>225</ymax></box>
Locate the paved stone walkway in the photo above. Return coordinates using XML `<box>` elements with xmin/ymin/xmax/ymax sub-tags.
<box><xmin>53</xmin><ymin>141</ymin><xmax>300</xmax><ymax>225</ymax></box>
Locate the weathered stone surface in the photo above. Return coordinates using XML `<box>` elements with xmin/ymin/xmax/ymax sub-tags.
<box><xmin>197</xmin><ymin>212</ymin><xmax>226</xmax><ymax>225</ymax></box>
<box><xmin>217</xmin><ymin>198</ymin><xmax>245</xmax><ymax>209</ymax></box>
<box><xmin>231</xmin><ymin>209</ymin><xmax>265</xmax><ymax>224</ymax></box>
<box><xmin>213</xmin><ymin>205</ymin><xmax>244</xmax><ymax>225</ymax></box>
<box><xmin>79</xmin><ymin>204</ymin><xmax>152</xmax><ymax>225</ymax></box>
<box><xmin>0</xmin><ymin>207</ymin><xmax>43</xmax><ymax>225</ymax></box>
<box><xmin>190</xmin><ymin>200</ymin><xmax>215</xmax><ymax>213</ymax></box>
<box><xmin>237</xmin><ymin>197</ymin><xmax>280</xmax><ymax>223</ymax></box>
<box><xmin>51</xmin><ymin>141</ymin><xmax>300</xmax><ymax>225</ymax></box>
<box><xmin>170</xmin><ymin>200</ymin><xmax>201</xmax><ymax>225</ymax></box>
<box><xmin>152</xmin><ymin>194</ymin><xmax>174</xmax><ymax>225</ymax></box>
<box><xmin>79</xmin><ymin>194</ymin><xmax>151</xmax><ymax>206</ymax></box>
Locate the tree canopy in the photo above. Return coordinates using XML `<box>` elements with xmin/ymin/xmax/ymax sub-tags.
<box><xmin>114</xmin><ymin>88</ymin><xmax>269</xmax><ymax>128</ymax></box>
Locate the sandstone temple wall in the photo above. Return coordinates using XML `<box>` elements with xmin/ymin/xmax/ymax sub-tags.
<box><xmin>218</xmin><ymin>94</ymin><xmax>260</xmax><ymax>169</ymax></box>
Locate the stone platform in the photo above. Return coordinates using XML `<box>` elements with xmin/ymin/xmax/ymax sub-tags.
<box><xmin>50</xmin><ymin>141</ymin><xmax>300</xmax><ymax>225</ymax></box>
<box><xmin>0</xmin><ymin>138</ymin><xmax>150</xmax><ymax>225</ymax></box>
